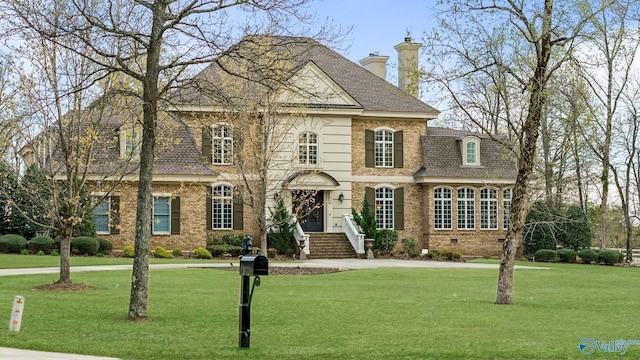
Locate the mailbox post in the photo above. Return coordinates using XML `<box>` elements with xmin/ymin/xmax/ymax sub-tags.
<box><xmin>238</xmin><ymin>236</ymin><xmax>268</xmax><ymax>348</ymax></box>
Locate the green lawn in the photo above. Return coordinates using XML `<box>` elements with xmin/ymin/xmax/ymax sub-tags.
<box><xmin>1</xmin><ymin>259</ymin><xmax>638</xmax><ymax>359</ymax></box>
<box><xmin>0</xmin><ymin>254</ymin><xmax>228</xmax><ymax>269</ymax></box>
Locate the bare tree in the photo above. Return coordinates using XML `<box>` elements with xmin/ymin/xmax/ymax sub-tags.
<box><xmin>575</xmin><ymin>0</ymin><xmax>640</xmax><ymax>249</ymax></box>
<box><xmin>424</xmin><ymin>0</ymin><xmax>606</xmax><ymax>304</ymax></box>
<box><xmin>4</xmin><ymin>0</ymin><xmax>338</xmax><ymax>319</ymax></box>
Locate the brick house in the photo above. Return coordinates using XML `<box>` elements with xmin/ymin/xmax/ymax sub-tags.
<box><xmin>29</xmin><ymin>35</ymin><xmax>517</xmax><ymax>257</ymax></box>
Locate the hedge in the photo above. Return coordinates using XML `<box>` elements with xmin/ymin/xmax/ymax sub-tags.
<box><xmin>598</xmin><ymin>250</ymin><xmax>623</xmax><ymax>266</ymax></box>
<box><xmin>28</xmin><ymin>236</ymin><xmax>56</xmax><ymax>254</ymax></box>
<box><xmin>96</xmin><ymin>238</ymin><xmax>113</xmax><ymax>254</ymax></box>
<box><xmin>556</xmin><ymin>248</ymin><xmax>577</xmax><ymax>263</ymax></box>
<box><xmin>206</xmin><ymin>244</ymin><xmax>242</xmax><ymax>257</ymax></box>
<box><xmin>533</xmin><ymin>249</ymin><xmax>557</xmax><ymax>262</ymax></box>
<box><xmin>71</xmin><ymin>237</ymin><xmax>100</xmax><ymax>256</ymax></box>
<box><xmin>0</xmin><ymin>234</ymin><xmax>28</xmax><ymax>253</ymax></box>
<box><xmin>577</xmin><ymin>249</ymin><xmax>598</xmax><ymax>264</ymax></box>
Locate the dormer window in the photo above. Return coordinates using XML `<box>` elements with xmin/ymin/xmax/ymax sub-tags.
<box><xmin>120</xmin><ymin>125</ymin><xmax>141</xmax><ymax>159</ymax></box>
<box><xmin>460</xmin><ymin>136</ymin><xmax>480</xmax><ymax>166</ymax></box>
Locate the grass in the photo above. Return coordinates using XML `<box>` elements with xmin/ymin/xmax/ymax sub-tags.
<box><xmin>0</xmin><ymin>259</ymin><xmax>639</xmax><ymax>359</ymax></box>
<box><xmin>0</xmin><ymin>254</ymin><xmax>229</xmax><ymax>269</ymax></box>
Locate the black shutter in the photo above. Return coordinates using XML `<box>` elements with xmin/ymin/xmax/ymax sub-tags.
<box><xmin>365</xmin><ymin>187</ymin><xmax>375</xmax><ymax>214</ymax></box>
<box><xmin>202</xmin><ymin>127</ymin><xmax>212</xmax><ymax>164</ymax></box>
<box><xmin>394</xmin><ymin>131</ymin><xmax>403</xmax><ymax>168</ymax></box>
<box><xmin>233</xmin><ymin>187</ymin><xmax>244</xmax><ymax>230</ymax></box>
<box><xmin>206</xmin><ymin>186</ymin><xmax>212</xmax><ymax>230</ymax></box>
<box><xmin>110</xmin><ymin>196</ymin><xmax>120</xmax><ymax>235</ymax></box>
<box><xmin>394</xmin><ymin>187</ymin><xmax>404</xmax><ymax>230</ymax></box>
<box><xmin>171</xmin><ymin>197</ymin><xmax>180</xmax><ymax>235</ymax></box>
<box><xmin>365</xmin><ymin>130</ymin><xmax>374</xmax><ymax>168</ymax></box>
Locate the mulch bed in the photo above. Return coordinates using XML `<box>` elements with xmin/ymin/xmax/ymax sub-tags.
<box><xmin>32</xmin><ymin>283</ymin><xmax>99</xmax><ymax>291</ymax></box>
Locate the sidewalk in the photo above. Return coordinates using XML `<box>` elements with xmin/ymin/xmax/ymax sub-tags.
<box><xmin>1</xmin><ymin>258</ymin><xmax>545</xmax><ymax>359</ymax></box>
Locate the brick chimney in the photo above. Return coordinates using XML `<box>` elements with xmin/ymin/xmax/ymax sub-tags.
<box><xmin>359</xmin><ymin>52</ymin><xmax>389</xmax><ymax>81</ymax></box>
<box><xmin>394</xmin><ymin>33</ymin><xmax>422</xmax><ymax>98</ymax></box>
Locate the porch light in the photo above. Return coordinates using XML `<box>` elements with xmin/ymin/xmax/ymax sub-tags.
<box><xmin>338</xmin><ymin>192</ymin><xmax>344</xmax><ymax>203</ymax></box>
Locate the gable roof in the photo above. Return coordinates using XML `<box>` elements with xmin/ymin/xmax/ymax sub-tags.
<box><xmin>171</xmin><ymin>36</ymin><xmax>439</xmax><ymax>116</ymax></box>
<box><xmin>414</xmin><ymin>127</ymin><xmax>517</xmax><ymax>182</ymax></box>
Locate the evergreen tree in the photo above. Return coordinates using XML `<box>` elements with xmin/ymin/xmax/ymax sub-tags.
<box><xmin>0</xmin><ymin>160</ymin><xmax>18</xmax><ymax>234</ymax></box>
<box><xmin>10</xmin><ymin>164</ymin><xmax>51</xmax><ymax>238</ymax></box>
<box><xmin>559</xmin><ymin>205</ymin><xmax>592</xmax><ymax>251</ymax></box>
<box><xmin>523</xmin><ymin>201</ymin><xmax>557</xmax><ymax>255</ymax></box>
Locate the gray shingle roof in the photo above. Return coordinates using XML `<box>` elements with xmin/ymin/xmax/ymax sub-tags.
<box><xmin>171</xmin><ymin>36</ymin><xmax>439</xmax><ymax>115</ymax></box>
<box><xmin>414</xmin><ymin>127</ymin><xmax>517</xmax><ymax>181</ymax></box>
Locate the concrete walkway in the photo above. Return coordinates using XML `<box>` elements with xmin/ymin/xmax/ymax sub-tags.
<box><xmin>1</xmin><ymin>258</ymin><xmax>545</xmax><ymax>359</ymax></box>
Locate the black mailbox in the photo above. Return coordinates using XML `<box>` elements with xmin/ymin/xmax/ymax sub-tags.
<box><xmin>240</xmin><ymin>254</ymin><xmax>269</xmax><ymax>276</ymax></box>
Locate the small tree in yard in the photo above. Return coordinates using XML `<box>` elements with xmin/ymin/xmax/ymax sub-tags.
<box><xmin>559</xmin><ymin>204</ymin><xmax>592</xmax><ymax>251</ymax></box>
<box><xmin>523</xmin><ymin>201</ymin><xmax>557</xmax><ymax>255</ymax></box>
<box><xmin>352</xmin><ymin>196</ymin><xmax>377</xmax><ymax>240</ymax></box>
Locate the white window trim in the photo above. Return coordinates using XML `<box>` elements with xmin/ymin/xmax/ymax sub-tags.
<box><xmin>152</xmin><ymin>194</ymin><xmax>172</xmax><ymax>235</ymax></box>
<box><xmin>480</xmin><ymin>188</ymin><xmax>499</xmax><ymax>230</ymax></box>
<box><xmin>211</xmin><ymin>123</ymin><xmax>233</xmax><ymax>165</ymax></box>
<box><xmin>460</xmin><ymin>136</ymin><xmax>481</xmax><ymax>166</ymax></box>
<box><xmin>434</xmin><ymin>186</ymin><xmax>453</xmax><ymax>230</ymax></box>
<box><xmin>503</xmin><ymin>188</ymin><xmax>512</xmax><ymax>230</ymax></box>
<box><xmin>375</xmin><ymin>186</ymin><xmax>394</xmax><ymax>230</ymax></box>
<box><xmin>298</xmin><ymin>131</ymin><xmax>319</xmax><ymax>166</ymax></box>
<box><xmin>93</xmin><ymin>194</ymin><xmax>111</xmax><ymax>235</ymax></box>
<box><xmin>457</xmin><ymin>187</ymin><xmax>476</xmax><ymax>230</ymax></box>
<box><xmin>374</xmin><ymin>127</ymin><xmax>395</xmax><ymax>168</ymax></box>
<box><xmin>211</xmin><ymin>183</ymin><xmax>233</xmax><ymax>230</ymax></box>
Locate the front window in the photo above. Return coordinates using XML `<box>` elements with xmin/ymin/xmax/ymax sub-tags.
<box><xmin>434</xmin><ymin>187</ymin><xmax>452</xmax><ymax>230</ymax></box>
<box><xmin>503</xmin><ymin>188</ymin><xmax>512</xmax><ymax>230</ymax></box>
<box><xmin>298</xmin><ymin>132</ymin><xmax>318</xmax><ymax>165</ymax></box>
<box><xmin>480</xmin><ymin>188</ymin><xmax>498</xmax><ymax>229</ymax></box>
<box><xmin>94</xmin><ymin>198</ymin><xmax>110</xmax><ymax>234</ymax></box>
<box><xmin>153</xmin><ymin>196</ymin><xmax>171</xmax><ymax>234</ymax></box>
<box><xmin>212</xmin><ymin>185</ymin><xmax>233</xmax><ymax>229</ymax></box>
<box><xmin>375</xmin><ymin>130</ymin><xmax>394</xmax><ymax>167</ymax></box>
<box><xmin>375</xmin><ymin>187</ymin><xmax>394</xmax><ymax>229</ymax></box>
<box><xmin>457</xmin><ymin>188</ymin><xmax>475</xmax><ymax>230</ymax></box>
<box><xmin>212</xmin><ymin>125</ymin><xmax>233</xmax><ymax>165</ymax></box>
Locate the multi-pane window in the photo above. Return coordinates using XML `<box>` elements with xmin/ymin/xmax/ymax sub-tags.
<box><xmin>298</xmin><ymin>132</ymin><xmax>318</xmax><ymax>165</ymax></box>
<box><xmin>212</xmin><ymin>125</ymin><xmax>233</xmax><ymax>165</ymax></box>
<box><xmin>212</xmin><ymin>185</ymin><xmax>233</xmax><ymax>229</ymax></box>
<box><xmin>457</xmin><ymin>188</ymin><xmax>475</xmax><ymax>230</ymax></box>
<box><xmin>466</xmin><ymin>141</ymin><xmax>477</xmax><ymax>165</ymax></box>
<box><xmin>503</xmin><ymin>188</ymin><xmax>512</xmax><ymax>230</ymax></box>
<box><xmin>375</xmin><ymin>187</ymin><xmax>394</xmax><ymax>229</ymax></box>
<box><xmin>480</xmin><ymin>188</ymin><xmax>498</xmax><ymax>229</ymax></box>
<box><xmin>375</xmin><ymin>130</ymin><xmax>394</xmax><ymax>167</ymax></box>
<box><xmin>122</xmin><ymin>126</ymin><xmax>140</xmax><ymax>158</ymax></box>
<box><xmin>94</xmin><ymin>198</ymin><xmax>110</xmax><ymax>234</ymax></box>
<box><xmin>434</xmin><ymin>187</ymin><xmax>452</xmax><ymax>229</ymax></box>
<box><xmin>153</xmin><ymin>196</ymin><xmax>171</xmax><ymax>234</ymax></box>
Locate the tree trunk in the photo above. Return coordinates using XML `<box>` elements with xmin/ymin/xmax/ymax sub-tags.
<box><xmin>57</xmin><ymin>230</ymin><xmax>72</xmax><ymax>284</ymax></box>
<box><xmin>128</xmin><ymin>0</ymin><xmax>164</xmax><ymax>321</ymax></box>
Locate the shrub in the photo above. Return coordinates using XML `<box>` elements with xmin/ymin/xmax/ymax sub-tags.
<box><xmin>222</xmin><ymin>233</ymin><xmax>244</xmax><ymax>247</ymax></box>
<box><xmin>172</xmin><ymin>248</ymin><xmax>183</xmax><ymax>257</ymax></box>
<box><xmin>559</xmin><ymin>205</ymin><xmax>592</xmax><ymax>251</ymax></box>
<box><xmin>96</xmin><ymin>252</ymin><xmax>104</xmax><ymax>258</ymax></box>
<box><xmin>598</xmin><ymin>250</ymin><xmax>622</xmax><ymax>266</ymax></box>
<box><xmin>123</xmin><ymin>245</ymin><xmax>135</xmax><ymax>258</ymax></box>
<box><xmin>451</xmin><ymin>251</ymin><xmax>462</xmax><ymax>260</ymax></box>
<box><xmin>352</xmin><ymin>196</ymin><xmax>377</xmax><ymax>239</ymax></box>
<box><xmin>533</xmin><ymin>249</ymin><xmax>558</xmax><ymax>262</ymax></box>
<box><xmin>0</xmin><ymin>234</ymin><xmax>28</xmax><ymax>253</ymax></box>
<box><xmin>577</xmin><ymin>249</ymin><xmax>598</xmax><ymax>264</ymax></box>
<box><xmin>375</xmin><ymin>229</ymin><xmax>398</xmax><ymax>255</ymax></box>
<box><xmin>96</xmin><ymin>238</ymin><xmax>113</xmax><ymax>254</ymax></box>
<box><xmin>402</xmin><ymin>238</ymin><xmax>419</xmax><ymax>258</ymax></box>
<box><xmin>439</xmin><ymin>248</ymin><xmax>451</xmax><ymax>260</ymax></box>
<box><xmin>51</xmin><ymin>250</ymin><xmax>59</xmax><ymax>257</ymax></box>
<box><xmin>37</xmin><ymin>250</ymin><xmax>45</xmax><ymax>256</ymax></box>
<box><xmin>427</xmin><ymin>249</ymin><xmax>440</xmax><ymax>259</ymax></box>
<box><xmin>267</xmin><ymin>248</ymin><xmax>277</xmax><ymax>259</ymax></box>
<box><xmin>71</xmin><ymin>237</ymin><xmax>100</xmax><ymax>256</ymax></box>
<box><xmin>28</xmin><ymin>236</ymin><xmax>56</xmax><ymax>254</ymax></box>
<box><xmin>207</xmin><ymin>244</ymin><xmax>242</xmax><ymax>257</ymax></box>
<box><xmin>523</xmin><ymin>201</ymin><xmax>557</xmax><ymax>255</ymax></box>
<box><xmin>556</xmin><ymin>248</ymin><xmax>577</xmax><ymax>263</ymax></box>
<box><xmin>21</xmin><ymin>249</ymin><xmax>28</xmax><ymax>255</ymax></box>
<box><xmin>194</xmin><ymin>247</ymin><xmax>213</xmax><ymax>259</ymax></box>
<box><xmin>153</xmin><ymin>246</ymin><xmax>173</xmax><ymax>259</ymax></box>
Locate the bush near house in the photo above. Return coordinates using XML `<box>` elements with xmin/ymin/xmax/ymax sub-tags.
<box><xmin>172</xmin><ymin>248</ymin><xmax>183</xmax><ymax>257</ymax></box>
<box><xmin>0</xmin><ymin>234</ymin><xmax>28</xmax><ymax>253</ymax></box>
<box><xmin>577</xmin><ymin>249</ymin><xmax>598</xmax><ymax>264</ymax></box>
<box><xmin>154</xmin><ymin>246</ymin><xmax>174</xmax><ymax>259</ymax></box>
<box><xmin>206</xmin><ymin>233</ymin><xmax>245</xmax><ymax>257</ymax></box>
<box><xmin>96</xmin><ymin>238</ymin><xmax>113</xmax><ymax>254</ymax></box>
<box><xmin>194</xmin><ymin>247</ymin><xmax>213</xmax><ymax>259</ymax></box>
<box><xmin>402</xmin><ymin>238</ymin><xmax>419</xmax><ymax>258</ymax></box>
<box><xmin>556</xmin><ymin>248</ymin><xmax>577</xmax><ymax>263</ymax></box>
<box><xmin>533</xmin><ymin>249</ymin><xmax>558</xmax><ymax>262</ymax></box>
<box><xmin>71</xmin><ymin>237</ymin><xmax>100</xmax><ymax>256</ymax></box>
<box><xmin>598</xmin><ymin>250</ymin><xmax>623</xmax><ymax>266</ymax></box>
<box><xmin>375</xmin><ymin>229</ymin><xmax>398</xmax><ymax>255</ymax></box>
<box><xmin>28</xmin><ymin>236</ymin><xmax>56</xmax><ymax>254</ymax></box>
<box><xmin>123</xmin><ymin>245</ymin><xmax>134</xmax><ymax>258</ymax></box>
<box><xmin>207</xmin><ymin>244</ymin><xmax>242</xmax><ymax>257</ymax></box>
